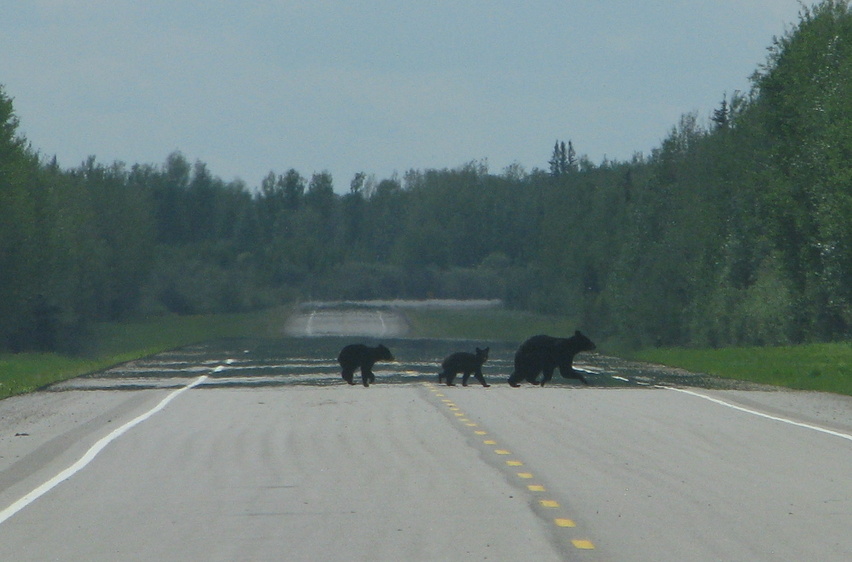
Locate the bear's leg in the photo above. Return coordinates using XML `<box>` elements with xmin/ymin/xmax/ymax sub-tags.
<box><xmin>462</xmin><ymin>371</ymin><xmax>471</xmax><ymax>386</ymax></box>
<box><xmin>474</xmin><ymin>370</ymin><xmax>490</xmax><ymax>387</ymax></box>
<box><xmin>540</xmin><ymin>367</ymin><xmax>556</xmax><ymax>387</ymax></box>
<box><xmin>446</xmin><ymin>371</ymin><xmax>457</xmax><ymax>386</ymax></box>
<box><xmin>360</xmin><ymin>366</ymin><xmax>372</xmax><ymax>387</ymax></box>
<box><xmin>507</xmin><ymin>370</ymin><xmax>523</xmax><ymax>387</ymax></box>
<box><xmin>559</xmin><ymin>365</ymin><xmax>589</xmax><ymax>385</ymax></box>
<box><xmin>525</xmin><ymin>369</ymin><xmax>542</xmax><ymax>385</ymax></box>
<box><xmin>341</xmin><ymin>367</ymin><xmax>356</xmax><ymax>385</ymax></box>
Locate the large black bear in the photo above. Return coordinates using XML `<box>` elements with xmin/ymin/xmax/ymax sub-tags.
<box><xmin>507</xmin><ymin>331</ymin><xmax>596</xmax><ymax>387</ymax></box>
<box><xmin>337</xmin><ymin>343</ymin><xmax>394</xmax><ymax>387</ymax></box>
<box><xmin>438</xmin><ymin>347</ymin><xmax>490</xmax><ymax>387</ymax></box>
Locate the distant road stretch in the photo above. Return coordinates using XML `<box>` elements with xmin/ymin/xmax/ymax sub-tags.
<box><xmin>284</xmin><ymin>307</ymin><xmax>409</xmax><ymax>337</ymax></box>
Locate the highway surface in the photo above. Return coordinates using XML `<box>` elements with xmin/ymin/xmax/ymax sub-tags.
<box><xmin>1</xmin><ymin>307</ymin><xmax>850</xmax><ymax>560</ymax></box>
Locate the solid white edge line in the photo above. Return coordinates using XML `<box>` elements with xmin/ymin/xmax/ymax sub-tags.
<box><xmin>378</xmin><ymin>311</ymin><xmax>386</xmax><ymax>336</ymax></box>
<box><xmin>306</xmin><ymin>311</ymin><xmax>316</xmax><ymax>336</ymax></box>
<box><xmin>660</xmin><ymin>385</ymin><xmax>852</xmax><ymax>442</ymax></box>
<box><xmin>0</xmin><ymin>374</ymin><xmax>209</xmax><ymax>526</ymax></box>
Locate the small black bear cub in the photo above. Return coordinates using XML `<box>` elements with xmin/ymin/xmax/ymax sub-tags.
<box><xmin>337</xmin><ymin>343</ymin><xmax>394</xmax><ymax>387</ymax></box>
<box><xmin>438</xmin><ymin>347</ymin><xmax>490</xmax><ymax>387</ymax></box>
<box><xmin>508</xmin><ymin>331</ymin><xmax>596</xmax><ymax>387</ymax></box>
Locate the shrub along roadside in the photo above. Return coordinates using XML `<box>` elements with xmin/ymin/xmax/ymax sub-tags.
<box><xmin>0</xmin><ymin>309</ymin><xmax>283</xmax><ymax>400</ymax></box>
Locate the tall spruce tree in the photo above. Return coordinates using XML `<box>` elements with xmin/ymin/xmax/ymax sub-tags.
<box><xmin>549</xmin><ymin>140</ymin><xmax>576</xmax><ymax>176</ymax></box>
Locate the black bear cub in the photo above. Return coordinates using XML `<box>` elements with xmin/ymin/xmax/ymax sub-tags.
<box><xmin>508</xmin><ymin>331</ymin><xmax>596</xmax><ymax>387</ymax></box>
<box><xmin>438</xmin><ymin>347</ymin><xmax>490</xmax><ymax>387</ymax></box>
<box><xmin>337</xmin><ymin>343</ymin><xmax>394</xmax><ymax>387</ymax></box>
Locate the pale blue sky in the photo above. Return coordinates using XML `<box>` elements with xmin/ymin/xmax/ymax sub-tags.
<box><xmin>2</xmin><ymin>1</ymin><xmax>805</xmax><ymax>190</ymax></box>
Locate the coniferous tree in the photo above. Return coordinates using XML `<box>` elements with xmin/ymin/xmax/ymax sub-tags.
<box><xmin>549</xmin><ymin>140</ymin><xmax>576</xmax><ymax>176</ymax></box>
<box><xmin>548</xmin><ymin>140</ymin><xmax>563</xmax><ymax>176</ymax></box>
<box><xmin>711</xmin><ymin>94</ymin><xmax>730</xmax><ymax>130</ymax></box>
<box><xmin>566</xmin><ymin>140</ymin><xmax>577</xmax><ymax>172</ymax></box>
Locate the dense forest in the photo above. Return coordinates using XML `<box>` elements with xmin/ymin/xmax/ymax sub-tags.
<box><xmin>1</xmin><ymin>0</ymin><xmax>850</xmax><ymax>352</ymax></box>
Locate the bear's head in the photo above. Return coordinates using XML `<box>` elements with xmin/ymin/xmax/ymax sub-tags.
<box><xmin>568</xmin><ymin>330</ymin><xmax>596</xmax><ymax>353</ymax></box>
<box><xmin>475</xmin><ymin>347</ymin><xmax>490</xmax><ymax>364</ymax></box>
<box><xmin>375</xmin><ymin>344</ymin><xmax>394</xmax><ymax>361</ymax></box>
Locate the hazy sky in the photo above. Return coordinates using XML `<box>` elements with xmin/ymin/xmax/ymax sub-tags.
<box><xmin>2</xmin><ymin>1</ymin><xmax>805</xmax><ymax>190</ymax></box>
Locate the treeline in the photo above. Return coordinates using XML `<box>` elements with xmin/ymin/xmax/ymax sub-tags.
<box><xmin>1</xmin><ymin>0</ymin><xmax>850</xmax><ymax>352</ymax></box>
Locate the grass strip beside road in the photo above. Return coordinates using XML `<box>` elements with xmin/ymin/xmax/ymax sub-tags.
<box><xmin>0</xmin><ymin>309</ymin><xmax>281</xmax><ymax>400</ymax></box>
<box><xmin>636</xmin><ymin>344</ymin><xmax>852</xmax><ymax>396</ymax></box>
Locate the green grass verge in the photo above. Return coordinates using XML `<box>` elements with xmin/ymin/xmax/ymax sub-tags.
<box><xmin>403</xmin><ymin>307</ymin><xmax>580</xmax><ymax>342</ymax></box>
<box><xmin>0</xmin><ymin>308</ymin><xmax>283</xmax><ymax>400</ymax></box>
<box><xmin>635</xmin><ymin>343</ymin><xmax>852</xmax><ymax>396</ymax></box>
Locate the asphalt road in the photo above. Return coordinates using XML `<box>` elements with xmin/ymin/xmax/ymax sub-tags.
<box><xmin>1</xmin><ymin>307</ymin><xmax>850</xmax><ymax>561</ymax></box>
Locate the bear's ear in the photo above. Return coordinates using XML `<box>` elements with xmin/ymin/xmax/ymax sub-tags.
<box><xmin>575</xmin><ymin>330</ymin><xmax>582</xmax><ymax>336</ymax></box>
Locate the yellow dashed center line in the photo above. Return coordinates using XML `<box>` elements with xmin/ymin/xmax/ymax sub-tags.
<box><xmin>424</xmin><ymin>382</ymin><xmax>596</xmax><ymax>552</ymax></box>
